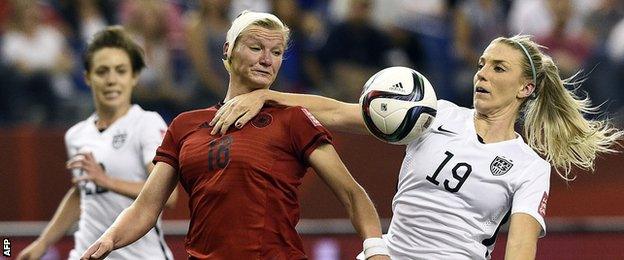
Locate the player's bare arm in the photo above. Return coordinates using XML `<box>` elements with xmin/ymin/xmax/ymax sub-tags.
<box><xmin>504</xmin><ymin>213</ymin><xmax>541</xmax><ymax>260</ymax></box>
<box><xmin>80</xmin><ymin>162</ymin><xmax>179</xmax><ymax>260</ymax></box>
<box><xmin>307</xmin><ymin>143</ymin><xmax>389</xmax><ymax>260</ymax></box>
<box><xmin>210</xmin><ymin>89</ymin><xmax>367</xmax><ymax>135</ymax></box>
<box><xmin>17</xmin><ymin>187</ymin><xmax>81</xmax><ymax>260</ymax></box>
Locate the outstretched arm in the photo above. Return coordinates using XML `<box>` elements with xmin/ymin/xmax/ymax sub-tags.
<box><xmin>504</xmin><ymin>213</ymin><xmax>541</xmax><ymax>260</ymax></box>
<box><xmin>80</xmin><ymin>162</ymin><xmax>178</xmax><ymax>260</ymax></box>
<box><xmin>210</xmin><ymin>89</ymin><xmax>367</xmax><ymax>135</ymax></box>
<box><xmin>18</xmin><ymin>187</ymin><xmax>81</xmax><ymax>260</ymax></box>
<box><xmin>308</xmin><ymin>143</ymin><xmax>389</xmax><ymax>260</ymax></box>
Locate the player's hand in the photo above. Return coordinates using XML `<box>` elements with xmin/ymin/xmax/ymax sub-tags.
<box><xmin>67</xmin><ymin>152</ymin><xmax>109</xmax><ymax>188</ymax></box>
<box><xmin>80</xmin><ymin>237</ymin><xmax>113</xmax><ymax>260</ymax></box>
<box><xmin>17</xmin><ymin>240</ymin><xmax>47</xmax><ymax>260</ymax></box>
<box><xmin>368</xmin><ymin>255</ymin><xmax>391</xmax><ymax>260</ymax></box>
<box><xmin>210</xmin><ymin>89</ymin><xmax>269</xmax><ymax>135</ymax></box>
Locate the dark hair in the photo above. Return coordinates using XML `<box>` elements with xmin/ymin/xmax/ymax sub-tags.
<box><xmin>83</xmin><ymin>25</ymin><xmax>146</xmax><ymax>74</ymax></box>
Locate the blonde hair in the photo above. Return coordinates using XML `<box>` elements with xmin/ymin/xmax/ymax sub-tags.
<box><xmin>493</xmin><ymin>35</ymin><xmax>623</xmax><ymax>180</ymax></box>
<box><xmin>223</xmin><ymin>10</ymin><xmax>290</xmax><ymax>72</ymax></box>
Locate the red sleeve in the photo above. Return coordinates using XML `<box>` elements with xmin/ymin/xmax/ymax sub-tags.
<box><xmin>153</xmin><ymin>117</ymin><xmax>180</xmax><ymax>170</ymax></box>
<box><xmin>289</xmin><ymin>107</ymin><xmax>333</xmax><ymax>165</ymax></box>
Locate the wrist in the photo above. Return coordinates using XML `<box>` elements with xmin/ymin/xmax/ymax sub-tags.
<box><xmin>257</xmin><ymin>89</ymin><xmax>271</xmax><ymax>101</ymax></box>
<box><xmin>34</xmin><ymin>237</ymin><xmax>51</xmax><ymax>248</ymax></box>
<box><xmin>98</xmin><ymin>174</ymin><xmax>113</xmax><ymax>189</ymax></box>
<box><xmin>363</xmin><ymin>237</ymin><xmax>389</xmax><ymax>259</ymax></box>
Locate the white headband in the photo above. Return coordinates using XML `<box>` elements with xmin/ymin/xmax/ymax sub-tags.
<box><xmin>513</xmin><ymin>40</ymin><xmax>537</xmax><ymax>85</ymax></box>
<box><xmin>222</xmin><ymin>10</ymin><xmax>286</xmax><ymax>72</ymax></box>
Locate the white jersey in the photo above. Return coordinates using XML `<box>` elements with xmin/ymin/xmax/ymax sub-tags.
<box><xmin>386</xmin><ymin>100</ymin><xmax>550</xmax><ymax>259</ymax></box>
<box><xmin>64</xmin><ymin>105</ymin><xmax>172</xmax><ymax>260</ymax></box>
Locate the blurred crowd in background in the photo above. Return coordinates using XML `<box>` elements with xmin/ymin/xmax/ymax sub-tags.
<box><xmin>1</xmin><ymin>0</ymin><xmax>623</xmax><ymax>127</ymax></box>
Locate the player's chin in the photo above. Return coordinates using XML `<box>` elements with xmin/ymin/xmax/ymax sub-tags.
<box><xmin>250</xmin><ymin>77</ymin><xmax>274</xmax><ymax>89</ymax></box>
<box><xmin>98</xmin><ymin>98</ymin><xmax>127</xmax><ymax>110</ymax></box>
<box><xmin>473</xmin><ymin>99</ymin><xmax>487</xmax><ymax>111</ymax></box>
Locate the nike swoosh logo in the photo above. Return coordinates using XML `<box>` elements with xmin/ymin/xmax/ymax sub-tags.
<box><xmin>437</xmin><ymin>125</ymin><xmax>457</xmax><ymax>135</ymax></box>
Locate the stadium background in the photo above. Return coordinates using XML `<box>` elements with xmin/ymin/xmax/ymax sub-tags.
<box><xmin>1</xmin><ymin>0</ymin><xmax>623</xmax><ymax>259</ymax></box>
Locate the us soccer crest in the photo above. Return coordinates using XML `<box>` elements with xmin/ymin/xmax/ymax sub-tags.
<box><xmin>490</xmin><ymin>156</ymin><xmax>513</xmax><ymax>176</ymax></box>
<box><xmin>112</xmin><ymin>132</ymin><xmax>127</xmax><ymax>149</ymax></box>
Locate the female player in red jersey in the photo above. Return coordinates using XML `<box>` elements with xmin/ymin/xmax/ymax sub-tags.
<box><xmin>81</xmin><ymin>11</ymin><xmax>390</xmax><ymax>260</ymax></box>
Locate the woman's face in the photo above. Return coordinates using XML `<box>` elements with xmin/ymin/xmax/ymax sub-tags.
<box><xmin>473</xmin><ymin>41</ymin><xmax>530</xmax><ymax>115</ymax></box>
<box><xmin>228</xmin><ymin>25</ymin><xmax>285</xmax><ymax>90</ymax></box>
<box><xmin>85</xmin><ymin>47</ymin><xmax>137</xmax><ymax>111</ymax></box>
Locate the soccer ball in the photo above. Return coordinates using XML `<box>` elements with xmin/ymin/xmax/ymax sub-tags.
<box><xmin>359</xmin><ymin>66</ymin><xmax>437</xmax><ymax>145</ymax></box>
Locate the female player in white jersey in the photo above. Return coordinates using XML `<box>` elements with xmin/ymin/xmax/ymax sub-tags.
<box><xmin>17</xmin><ymin>26</ymin><xmax>176</xmax><ymax>260</ymax></box>
<box><xmin>208</xmin><ymin>35</ymin><xmax>623</xmax><ymax>259</ymax></box>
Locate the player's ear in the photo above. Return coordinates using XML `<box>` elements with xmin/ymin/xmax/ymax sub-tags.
<box><xmin>518</xmin><ymin>83</ymin><xmax>535</xmax><ymax>99</ymax></box>
<box><xmin>84</xmin><ymin>71</ymin><xmax>93</xmax><ymax>89</ymax></box>
<box><xmin>222</xmin><ymin>42</ymin><xmax>229</xmax><ymax>61</ymax></box>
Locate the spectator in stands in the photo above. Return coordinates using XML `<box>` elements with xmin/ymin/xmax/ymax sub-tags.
<box><xmin>319</xmin><ymin>0</ymin><xmax>391</xmax><ymax>102</ymax></box>
<box><xmin>270</xmin><ymin>0</ymin><xmax>325</xmax><ymax>94</ymax></box>
<box><xmin>1</xmin><ymin>0</ymin><xmax>74</xmax><ymax>125</ymax></box>
<box><xmin>537</xmin><ymin>0</ymin><xmax>591</xmax><ymax>77</ymax></box>
<box><xmin>453</xmin><ymin>0</ymin><xmax>507</xmax><ymax>107</ymax></box>
<box><xmin>183</xmin><ymin>0</ymin><xmax>231</xmax><ymax>106</ymax></box>
<box><xmin>122</xmin><ymin>0</ymin><xmax>187</xmax><ymax>121</ymax></box>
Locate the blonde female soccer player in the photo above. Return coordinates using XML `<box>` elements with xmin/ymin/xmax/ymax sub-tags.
<box><xmin>209</xmin><ymin>35</ymin><xmax>623</xmax><ymax>259</ymax></box>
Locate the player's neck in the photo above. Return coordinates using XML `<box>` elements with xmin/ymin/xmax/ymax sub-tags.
<box><xmin>95</xmin><ymin>104</ymin><xmax>131</xmax><ymax>130</ymax></box>
<box><xmin>473</xmin><ymin>113</ymin><xmax>517</xmax><ymax>143</ymax></box>
<box><xmin>224</xmin><ymin>80</ymin><xmax>268</xmax><ymax>102</ymax></box>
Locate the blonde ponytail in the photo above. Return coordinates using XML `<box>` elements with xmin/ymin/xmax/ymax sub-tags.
<box><xmin>498</xmin><ymin>35</ymin><xmax>624</xmax><ymax>180</ymax></box>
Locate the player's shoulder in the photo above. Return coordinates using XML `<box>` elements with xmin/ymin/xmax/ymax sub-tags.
<box><xmin>433</xmin><ymin>99</ymin><xmax>472</xmax><ymax>125</ymax></box>
<box><xmin>278</xmin><ymin>105</ymin><xmax>317</xmax><ymax>119</ymax></box>
<box><xmin>169</xmin><ymin>106</ymin><xmax>217</xmax><ymax>128</ymax></box>
<box><xmin>65</xmin><ymin>115</ymin><xmax>94</xmax><ymax>140</ymax></box>
<box><xmin>263</xmin><ymin>105</ymin><xmax>324</xmax><ymax>127</ymax></box>
<box><xmin>128</xmin><ymin>105</ymin><xmax>166</xmax><ymax>126</ymax></box>
<box><xmin>517</xmin><ymin>141</ymin><xmax>551</xmax><ymax>170</ymax></box>
<box><xmin>175</xmin><ymin>106</ymin><xmax>216</xmax><ymax>120</ymax></box>
<box><xmin>437</xmin><ymin>99</ymin><xmax>471</xmax><ymax>114</ymax></box>
<box><xmin>504</xmin><ymin>139</ymin><xmax>551</xmax><ymax>179</ymax></box>
<box><xmin>260</xmin><ymin>103</ymin><xmax>294</xmax><ymax>113</ymax></box>
<box><xmin>258</xmin><ymin>104</ymin><xmax>304</xmax><ymax>118</ymax></box>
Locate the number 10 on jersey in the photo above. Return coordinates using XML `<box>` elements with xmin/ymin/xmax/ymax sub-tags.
<box><xmin>207</xmin><ymin>136</ymin><xmax>233</xmax><ymax>171</ymax></box>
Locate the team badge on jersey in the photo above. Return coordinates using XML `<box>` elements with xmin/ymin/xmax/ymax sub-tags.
<box><xmin>112</xmin><ymin>132</ymin><xmax>127</xmax><ymax>149</ymax></box>
<box><xmin>252</xmin><ymin>112</ymin><xmax>273</xmax><ymax>128</ymax></box>
<box><xmin>490</xmin><ymin>156</ymin><xmax>513</xmax><ymax>176</ymax></box>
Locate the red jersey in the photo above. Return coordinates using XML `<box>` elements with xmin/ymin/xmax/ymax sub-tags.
<box><xmin>154</xmin><ymin>104</ymin><xmax>332</xmax><ymax>259</ymax></box>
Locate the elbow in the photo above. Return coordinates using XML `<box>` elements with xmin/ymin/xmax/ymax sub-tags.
<box><xmin>343</xmin><ymin>185</ymin><xmax>368</xmax><ymax>212</ymax></box>
<box><xmin>164</xmin><ymin>200</ymin><xmax>176</xmax><ymax>209</ymax></box>
<box><xmin>164</xmin><ymin>188</ymin><xmax>179</xmax><ymax>209</ymax></box>
<box><xmin>505</xmin><ymin>241</ymin><xmax>537</xmax><ymax>260</ymax></box>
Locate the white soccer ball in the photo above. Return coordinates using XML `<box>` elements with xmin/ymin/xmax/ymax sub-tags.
<box><xmin>359</xmin><ymin>66</ymin><xmax>437</xmax><ymax>145</ymax></box>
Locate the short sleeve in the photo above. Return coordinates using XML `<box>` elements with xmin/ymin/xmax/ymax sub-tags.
<box><xmin>289</xmin><ymin>107</ymin><xmax>333</xmax><ymax>164</ymax></box>
<box><xmin>139</xmin><ymin>112</ymin><xmax>168</xmax><ymax>165</ymax></box>
<box><xmin>153</xmin><ymin>117</ymin><xmax>181</xmax><ymax>170</ymax></box>
<box><xmin>511</xmin><ymin>161</ymin><xmax>551</xmax><ymax>237</ymax></box>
